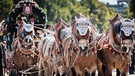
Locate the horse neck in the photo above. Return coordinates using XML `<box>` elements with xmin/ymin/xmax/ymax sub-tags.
<box><xmin>89</xmin><ymin>26</ymin><xmax>97</xmax><ymax>41</ymax></box>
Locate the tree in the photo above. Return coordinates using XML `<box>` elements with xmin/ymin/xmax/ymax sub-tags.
<box><xmin>44</xmin><ymin>0</ymin><xmax>90</xmax><ymax>23</ymax></box>
<box><xmin>42</xmin><ymin>0</ymin><xmax>115</xmax><ymax>32</ymax></box>
<box><xmin>0</xmin><ymin>0</ymin><xmax>13</xmax><ymax>21</ymax></box>
<box><xmin>129</xmin><ymin>0</ymin><xmax>135</xmax><ymax>18</ymax></box>
<box><xmin>123</xmin><ymin>7</ymin><xmax>133</xmax><ymax>18</ymax></box>
<box><xmin>80</xmin><ymin>0</ymin><xmax>115</xmax><ymax>32</ymax></box>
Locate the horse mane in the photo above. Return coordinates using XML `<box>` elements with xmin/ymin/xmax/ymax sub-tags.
<box><xmin>113</xmin><ymin>21</ymin><xmax>121</xmax><ymax>36</ymax></box>
<box><xmin>55</xmin><ymin>18</ymin><xmax>70</xmax><ymax>43</ymax></box>
<box><xmin>109</xmin><ymin>13</ymin><xmax>122</xmax><ymax>45</ymax></box>
<box><xmin>72</xmin><ymin>14</ymin><xmax>86</xmax><ymax>37</ymax></box>
<box><xmin>72</xmin><ymin>13</ymin><xmax>97</xmax><ymax>41</ymax></box>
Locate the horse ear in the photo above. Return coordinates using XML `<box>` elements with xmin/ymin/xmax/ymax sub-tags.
<box><xmin>110</xmin><ymin>13</ymin><xmax>122</xmax><ymax>26</ymax></box>
<box><xmin>132</xmin><ymin>18</ymin><xmax>134</xmax><ymax>24</ymax></box>
<box><xmin>75</xmin><ymin>16</ymin><xmax>78</xmax><ymax>22</ymax></box>
<box><xmin>120</xmin><ymin>18</ymin><xmax>125</xmax><ymax>24</ymax></box>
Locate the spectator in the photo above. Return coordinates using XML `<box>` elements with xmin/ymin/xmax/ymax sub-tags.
<box><xmin>28</xmin><ymin>15</ymin><xmax>44</xmax><ymax>36</ymax></box>
<box><xmin>13</xmin><ymin>17</ymin><xmax>23</xmax><ymax>38</ymax></box>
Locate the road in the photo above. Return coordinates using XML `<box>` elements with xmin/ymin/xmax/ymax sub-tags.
<box><xmin>95</xmin><ymin>69</ymin><xmax>135</xmax><ymax>76</ymax></box>
<box><xmin>5</xmin><ymin>69</ymin><xmax>135</xmax><ymax>76</ymax></box>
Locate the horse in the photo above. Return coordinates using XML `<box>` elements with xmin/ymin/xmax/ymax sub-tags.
<box><xmin>38</xmin><ymin>19</ymin><xmax>70</xmax><ymax>76</ymax></box>
<box><xmin>59</xmin><ymin>13</ymin><xmax>98</xmax><ymax>76</ymax></box>
<box><xmin>11</xmin><ymin>22</ymin><xmax>38</xmax><ymax>76</ymax></box>
<box><xmin>96</xmin><ymin>13</ymin><xmax>135</xmax><ymax>76</ymax></box>
<box><xmin>0</xmin><ymin>42</ymin><xmax>6</xmax><ymax>76</ymax></box>
<box><xmin>70</xmin><ymin>14</ymin><xmax>98</xmax><ymax>76</ymax></box>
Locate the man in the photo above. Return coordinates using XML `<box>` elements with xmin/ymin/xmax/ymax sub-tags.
<box><xmin>3</xmin><ymin>33</ymin><xmax>12</xmax><ymax>51</ymax></box>
<box><xmin>29</xmin><ymin>15</ymin><xmax>35</xmax><ymax>24</ymax></box>
<box><xmin>29</xmin><ymin>15</ymin><xmax>44</xmax><ymax>36</ymax></box>
<box><xmin>0</xmin><ymin>43</ymin><xmax>6</xmax><ymax>76</ymax></box>
<box><xmin>29</xmin><ymin>15</ymin><xmax>38</xmax><ymax>35</ymax></box>
<box><xmin>13</xmin><ymin>17</ymin><xmax>23</xmax><ymax>38</ymax></box>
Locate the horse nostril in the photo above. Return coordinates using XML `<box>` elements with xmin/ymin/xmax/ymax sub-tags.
<box><xmin>26</xmin><ymin>38</ymin><xmax>32</xmax><ymax>43</ymax></box>
<box><xmin>122</xmin><ymin>46</ymin><xmax>127</xmax><ymax>52</ymax></box>
<box><xmin>25</xmin><ymin>38</ymin><xmax>28</xmax><ymax>42</ymax></box>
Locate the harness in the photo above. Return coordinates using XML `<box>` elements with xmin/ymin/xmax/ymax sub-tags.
<box><xmin>15</xmin><ymin>30</ymin><xmax>38</xmax><ymax>58</ymax></box>
<box><xmin>71</xmin><ymin>26</ymin><xmax>97</xmax><ymax>67</ymax></box>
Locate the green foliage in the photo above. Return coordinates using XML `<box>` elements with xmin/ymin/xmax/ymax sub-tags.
<box><xmin>0</xmin><ymin>0</ymin><xmax>13</xmax><ymax>21</ymax></box>
<box><xmin>129</xmin><ymin>0</ymin><xmax>135</xmax><ymax>18</ymax></box>
<box><xmin>8</xmin><ymin>1</ymin><xmax>46</xmax><ymax>24</ymax></box>
<box><xmin>34</xmin><ymin>0</ymin><xmax>46</xmax><ymax>8</ymax></box>
<box><xmin>12</xmin><ymin>0</ymin><xmax>20</xmax><ymax>4</ymax></box>
<box><xmin>1</xmin><ymin>0</ymin><xmax>116</xmax><ymax>32</ymax></box>
<box><xmin>43</xmin><ymin>0</ymin><xmax>115</xmax><ymax>32</ymax></box>
<box><xmin>123</xmin><ymin>7</ymin><xmax>133</xmax><ymax>18</ymax></box>
<box><xmin>80</xmin><ymin>0</ymin><xmax>115</xmax><ymax>32</ymax></box>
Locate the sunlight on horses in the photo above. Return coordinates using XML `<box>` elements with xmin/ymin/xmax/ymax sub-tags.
<box><xmin>11</xmin><ymin>21</ymin><xmax>38</xmax><ymax>76</ymax></box>
<box><xmin>96</xmin><ymin>13</ymin><xmax>135</xmax><ymax>76</ymax></box>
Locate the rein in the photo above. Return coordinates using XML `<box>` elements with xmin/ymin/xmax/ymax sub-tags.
<box><xmin>34</xmin><ymin>26</ymin><xmax>54</xmax><ymax>35</ymax></box>
<box><xmin>19</xmin><ymin>57</ymin><xmax>64</xmax><ymax>75</ymax></box>
<box><xmin>108</xmin><ymin>25</ymin><xmax>133</xmax><ymax>62</ymax></box>
<box><xmin>71</xmin><ymin>30</ymin><xmax>96</xmax><ymax>67</ymax></box>
<box><xmin>16</xmin><ymin>36</ymin><xmax>38</xmax><ymax>56</ymax></box>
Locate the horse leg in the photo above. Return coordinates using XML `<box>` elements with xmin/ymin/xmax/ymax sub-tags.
<box><xmin>43</xmin><ymin>63</ymin><xmax>51</xmax><ymax>76</ymax></box>
<box><xmin>38</xmin><ymin>61</ymin><xmax>44</xmax><ymax>76</ymax></box>
<box><xmin>120</xmin><ymin>70</ymin><xmax>127</xmax><ymax>76</ymax></box>
<box><xmin>97</xmin><ymin>58</ymin><xmax>104</xmax><ymax>76</ymax></box>
<box><xmin>71</xmin><ymin>67</ymin><xmax>76</xmax><ymax>76</ymax></box>
<box><xmin>15</xmin><ymin>65</ymin><xmax>21</xmax><ymax>76</ymax></box>
<box><xmin>91</xmin><ymin>70</ymin><xmax>96</xmax><ymax>76</ymax></box>
<box><xmin>65</xmin><ymin>50</ymin><xmax>73</xmax><ymax>76</ymax></box>
<box><xmin>119</xmin><ymin>64</ymin><xmax>129</xmax><ymax>76</ymax></box>
<box><xmin>104</xmin><ymin>66</ymin><xmax>112</xmax><ymax>76</ymax></box>
<box><xmin>83</xmin><ymin>70</ymin><xmax>89</xmax><ymax>76</ymax></box>
<box><xmin>75</xmin><ymin>69</ymin><xmax>83</xmax><ymax>76</ymax></box>
<box><xmin>116</xmin><ymin>68</ymin><xmax>120</xmax><ymax>76</ymax></box>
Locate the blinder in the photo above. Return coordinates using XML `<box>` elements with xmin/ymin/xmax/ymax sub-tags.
<box><xmin>119</xmin><ymin>19</ymin><xmax>134</xmax><ymax>52</ymax></box>
<box><xmin>75</xmin><ymin>22</ymin><xmax>91</xmax><ymax>52</ymax></box>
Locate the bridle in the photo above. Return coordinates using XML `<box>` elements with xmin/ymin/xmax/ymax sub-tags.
<box><xmin>109</xmin><ymin>19</ymin><xmax>135</xmax><ymax>62</ymax></box>
<box><xmin>71</xmin><ymin>19</ymin><xmax>97</xmax><ymax>57</ymax></box>
<box><xmin>16</xmin><ymin>29</ymin><xmax>37</xmax><ymax>55</ymax></box>
<box><xmin>119</xmin><ymin>20</ymin><xmax>134</xmax><ymax>52</ymax></box>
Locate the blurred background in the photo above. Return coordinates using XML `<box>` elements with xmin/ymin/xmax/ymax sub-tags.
<box><xmin>0</xmin><ymin>0</ymin><xmax>134</xmax><ymax>33</ymax></box>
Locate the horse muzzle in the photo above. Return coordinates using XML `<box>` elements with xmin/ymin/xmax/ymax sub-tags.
<box><xmin>23</xmin><ymin>35</ymin><xmax>33</xmax><ymax>47</ymax></box>
<box><xmin>121</xmin><ymin>39</ymin><xmax>133</xmax><ymax>53</ymax></box>
<box><xmin>78</xmin><ymin>39</ymin><xmax>89</xmax><ymax>52</ymax></box>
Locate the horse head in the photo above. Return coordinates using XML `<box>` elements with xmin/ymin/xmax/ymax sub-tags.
<box><xmin>110</xmin><ymin>14</ymin><xmax>135</xmax><ymax>53</ymax></box>
<box><xmin>19</xmin><ymin>23</ymin><xmax>35</xmax><ymax>49</ymax></box>
<box><xmin>119</xmin><ymin>18</ymin><xmax>134</xmax><ymax>52</ymax></box>
<box><xmin>72</xmin><ymin>15</ymin><xmax>92</xmax><ymax>52</ymax></box>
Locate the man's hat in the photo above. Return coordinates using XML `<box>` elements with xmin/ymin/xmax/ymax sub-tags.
<box><xmin>17</xmin><ymin>17</ymin><xmax>22</xmax><ymax>20</ymax></box>
<box><xmin>29</xmin><ymin>15</ymin><xmax>34</xmax><ymax>19</ymax></box>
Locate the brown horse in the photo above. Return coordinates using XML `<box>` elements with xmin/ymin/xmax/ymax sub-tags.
<box><xmin>38</xmin><ymin>19</ymin><xmax>70</xmax><ymax>76</ymax></box>
<box><xmin>12</xmin><ymin>22</ymin><xmax>38</xmax><ymax>76</ymax></box>
<box><xmin>59</xmin><ymin>14</ymin><xmax>98</xmax><ymax>76</ymax></box>
<box><xmin>97</xmin><ymin>14</ymin><xmax>135</xmax><ymax>76</ymax></box>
